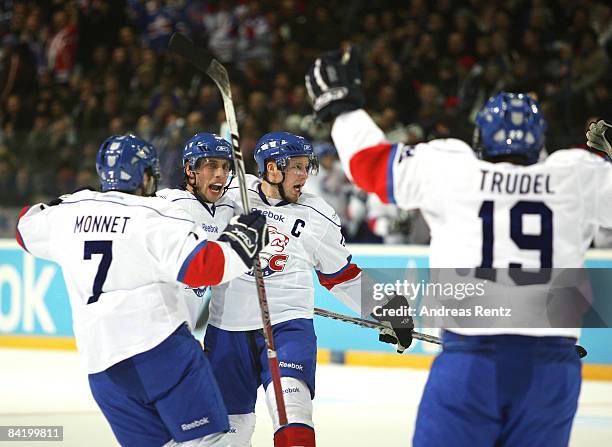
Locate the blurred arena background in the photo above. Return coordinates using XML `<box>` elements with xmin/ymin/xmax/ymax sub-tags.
<box><xmin>1</xmin><ymin>1</ymin><xmax>612</xmax><ymax>446</ymax></box>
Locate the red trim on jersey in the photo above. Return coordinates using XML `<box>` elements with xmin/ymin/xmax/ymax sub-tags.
<box><xmin>179</xmin><ymin>241</ymin><xmax>226</xmax><ymax>287</ymax></box>
<box><xmin>348</xmin><ymin>143</ymin><xmax>394</xmax><ymax>203</ymax></box>
<box><xmin>317</xmin><ymin>263</ymin><xmax>361</xmax><ymax>290</ymax></box>
<box><xmin>15</xmin><ymin>205</ymin><xmax>31</xmax><ymax>252</ymax></box>
<box><xmin>274</xmin><ymin>423</ymin><xmax>315</xmax><ymax>447</ymax></box>
<box><xmin>367</xmin><ymin>218</ymin><xmax>377</xmax><ymax>233</ymax></box>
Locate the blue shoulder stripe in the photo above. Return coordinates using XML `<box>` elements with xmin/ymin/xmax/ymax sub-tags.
<box><xmin>177</xmin><ymin>240</ymin><xmax>208</xmax><ymax>282</ymax></box>
<box><xmin>387</xmin><ymin>144</ymin><xmax>398</xmax><ymax>205</ymax></box>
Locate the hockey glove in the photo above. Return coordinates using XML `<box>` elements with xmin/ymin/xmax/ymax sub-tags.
<box><xmin>371</xmin><ymin>294</ymin><xmax>414</xmax><ymax>353</ymax></box>
<box><xmin>305</xmin><ymin>46</ymin><xmax>365</xmax><ymax>123</ymax></box>
<box><xmin>218</xmin><ymin>211</ymin><xmax>269</xmax><ymax>267</ymax></box>
<box><xmin>586</xmin><ymin>120</ymin><xmax>612</xmax><ymax>157</ymax></box>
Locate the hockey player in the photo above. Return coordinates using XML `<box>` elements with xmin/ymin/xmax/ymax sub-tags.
<box><xmin>156</xmin><ymin>132</ymin><xmax>237</xmax><ymax>327</ymax></box>
<box><xmin>203</xmin><ymin>131</ymin><xmax>414</xmax><ymax>447</ymax></box>
<box><xmin>306</xmin><ymin>49</ymin><xmax>612</xmax><ymax>446</ymax></box>
<box><xmin>15</xmin><ymin>134</ymin><xmax>269</xmax><ymax>447</ymax></box>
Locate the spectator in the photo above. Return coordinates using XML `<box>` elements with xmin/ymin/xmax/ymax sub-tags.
<box><xmin>203</xmin><ymin>0</ymin><xmax>238</xmax><ymax>63</ymax></box>
<box><xmin>85</xmin><ymin>45</ymin><xmax>110</xmax><ymax>83</ymax></box>
<box><xmin>570</xmin><ymin>29</ymin><xmax>610</xmax><ymax>95</ymax></box>
<box><xmin>2</xmin><ymin>94</ymin><xmax>32</xmax><ymax>133</ymax></box>
<box><xmin>247</xmin><ymin>90</ymin><xmax>270</xmax><ymax>132</ymax></box>
<box><xmin>47</xmin><ymin>8</ymin><xmax>78</xmax><ymax>83</ymax></box>
<box><xmin>236</xmin><ymin>1</ymin><xmax>273</xmax><ymax>69</ymax></box>
<box><xmin>192</xmin><ymin>85</ymin><xmax>222</xmax><ymax>126</ymax></box>
<box><xmin>0</xmin><ymin>36</ymin><xmax>37</xmax><ymax>103</ymax></box>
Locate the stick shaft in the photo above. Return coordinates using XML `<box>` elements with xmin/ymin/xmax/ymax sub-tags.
<box><xmin>314</xmin><ymin>307</ymin><xmax>442</xmax><ymax>345</ymax></box>
<box><xmin>314</xmin><ymin>308</ymin><xmax>588</xmax><ymax>358</ymax></box>
<box><xmin>211</xmin><ymin>70</ymin><xmax>289</xmax><ymax>427</ymax></box>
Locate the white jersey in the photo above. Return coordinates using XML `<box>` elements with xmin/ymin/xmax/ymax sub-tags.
<box><xmin>156</xmin><ymin>188</ymin><xmax>237</xmax><ymax>326</ymax></box>
<box><xmin>208</xmin><ymin>175</ymin><xmax>362</xmax><ymax>330</ymax></box>
<box><xmin>16</xmin><ymin>189</ymin><xmax>247</xmax><ymax>373</ymax></box>
<box><xmin>302</xmin><ymin>160</ymin><xmax>352</xmax><ymax>224</ymax></box>
<box><xmin>332</xmin><ymin>109</ymin><xmax>612</xmax><ymax>338</ymax></box>
<box><xmin>156</xmin><ymin>188</ymin><xmax>237</xmax><ymax>240</ymax></box>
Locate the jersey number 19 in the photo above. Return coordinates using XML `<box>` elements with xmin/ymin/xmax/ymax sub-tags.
<box><xmin>477</xmin><ymin>200</ymin><xmax>552</xmax><ymax>285</ymax></box>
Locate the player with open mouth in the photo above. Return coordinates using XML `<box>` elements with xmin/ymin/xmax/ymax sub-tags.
<box><xmin>157</xmin><ymin>133</ymin><xmax>239</xmax><ymax>328</ymax></box>
<box><xmin>203</xmin><ymin>131</ymin><xmax>413</xmax><ymax>447</ymax></box>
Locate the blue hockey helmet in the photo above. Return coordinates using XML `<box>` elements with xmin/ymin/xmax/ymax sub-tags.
<box><xmin>96</xmin><ymin>134</ymin><xmax>160</xmax><ymax>192</ymax></box>
<box><xmin>313</xmin><ymin>142</ymin><xmax>337</xmax><ymax>159</ymax></box>
<box><xmin>475</xmin><ymin>92</ymin><xmax>547</xmax><ymax>165</ymax></box>
<box><xmin>182</xmin><ymin>132</ymin><xmax>233</xmax><ymax>168</ymax></box>
<box><xmin>254</xmin><ymin>131</ymin><xmax>319</xmax><ymax>176</ymax></box>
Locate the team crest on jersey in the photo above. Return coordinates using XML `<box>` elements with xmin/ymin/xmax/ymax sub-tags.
<box><xmin>187</xmin><ymin>286</ymin><xmax>208</xmax><ymax>297</ymax></box>
<box><xmin>247</xmin><ymin>225</ymin><xmax>289</xmax><ymax>277</ymax></box>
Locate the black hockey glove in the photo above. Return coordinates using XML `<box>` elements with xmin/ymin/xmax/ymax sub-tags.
<box><xmin>218</xmin><ymin>211</ymin><xmax>269</xmax><ymax>267</ymax></box>
<box><xmin>305</xmin><ymin>46</ymin><xmax>365</xmax><ymax>123</ymax></box>
<box><xmin>371</xmin><ymin>295</ymin><xmax>414</xmax><ymax>353</ymax></box>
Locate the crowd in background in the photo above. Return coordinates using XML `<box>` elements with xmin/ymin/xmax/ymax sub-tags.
<box><xmin>1</xmin><ymin>0</ymin><xmax>611</xmax><ymax>243</ymax></box>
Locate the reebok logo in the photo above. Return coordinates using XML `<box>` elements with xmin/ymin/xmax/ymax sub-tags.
<box><xmin>202</xmin><ymin>223</ymin><xmax>219</xmax><ymax>233</ymax></box>
<box><xmin>254</xmin><ymin>208</ymin><xmax>285</xmax><ymax>223</ymax></box>
<box><xmin>283</xmin><ymin>386</ymin><xmax>300</xmax><ymax>394</ymax></box>
<box><xmin>279</xmin><ymin>361</ymin><xmax>304</xmax><ymax>371</ymax></box>
<box><xmin>181</xmin><ymin>416</ymin><xmax>210</xmax><ymax>431</ymax></box>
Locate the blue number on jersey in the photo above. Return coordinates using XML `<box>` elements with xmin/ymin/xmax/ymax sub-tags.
<box><xmin>477</xmin><ymin>200</ymin><xmax>553</xmax><ymax>285</ymax></box>
<box><xmin>84</xmin><ymin>240</ymin><xmax>113</xmax><ymax>304</ymax></box>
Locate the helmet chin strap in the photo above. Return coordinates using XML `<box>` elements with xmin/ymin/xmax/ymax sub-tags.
<box><xmin>263</xmin><ymin>170</ymin><xmax>289</xmax><ymax>202</ymax></box>
<box><xmin>186</xmin><ymin>166</ymin><xmax>209</xmax><ymax>203</ymax></box>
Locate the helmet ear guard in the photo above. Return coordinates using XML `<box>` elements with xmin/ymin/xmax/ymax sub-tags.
<box><xmin>474</xmin><ymin>92</ymin><xmax>547</xmax><ymax>165</ymax></box>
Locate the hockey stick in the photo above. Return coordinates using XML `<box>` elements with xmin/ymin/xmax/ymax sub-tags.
<box><xmin>314</xmin><ymin>308</ymin><xmax>589</xmax><ymax>358</ymax></box>
<box><xmin>314</xmin><ymin>307</ymin><xmax>442</xmax><ymax>345</ymax></box>
<box><xmin>169</xmin><ymin>32</ymin><xmax>288</xmax><ymax>426</ymax></box>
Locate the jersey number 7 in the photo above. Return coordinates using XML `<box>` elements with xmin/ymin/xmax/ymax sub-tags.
<box><xmin>84</xmin><ymin>240</ymin><xmax>113</xmax><ymax>304</ymax></box>
<box><xmin>477</xmin><ymin>200</ymin><xmax>552</xmax><ymax>285</ymax></box>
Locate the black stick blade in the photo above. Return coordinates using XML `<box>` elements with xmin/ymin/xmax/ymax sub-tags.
<box><xmin>168</xmin><ymin>32</ymin><xmax>213</xmax><ymax>73</ymax></box>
